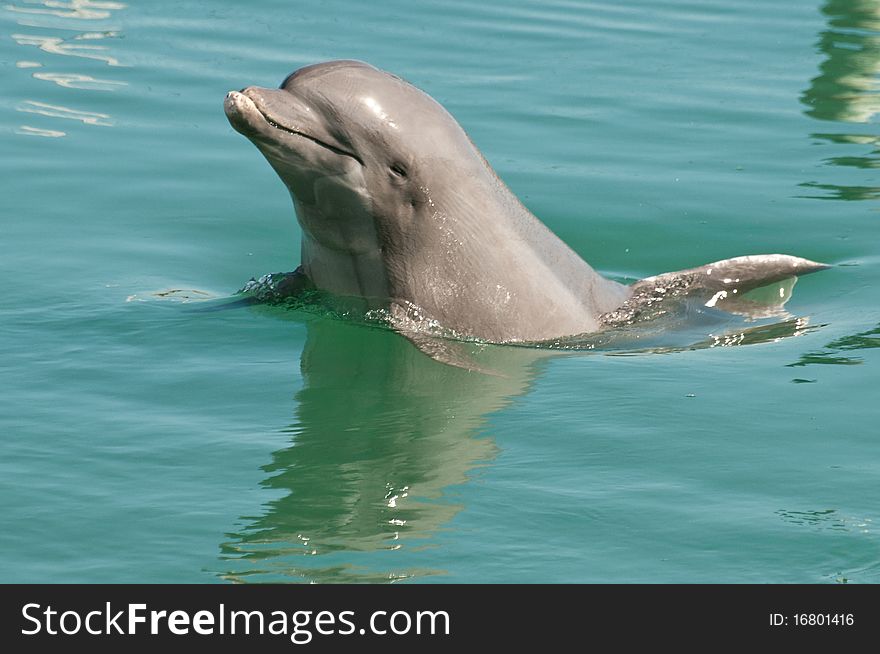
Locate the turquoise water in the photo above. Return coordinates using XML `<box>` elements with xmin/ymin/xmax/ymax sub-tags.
<box><xmin>1</xmin><ymin>0</ymin><xmax>878</xmax><ymax>583</ymax></box>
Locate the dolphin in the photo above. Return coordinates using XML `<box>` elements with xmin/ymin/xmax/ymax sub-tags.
<box><xmin>224</xmin><ymin>60</ymin><xmax>828</xmax><ymax>346</ymax></box>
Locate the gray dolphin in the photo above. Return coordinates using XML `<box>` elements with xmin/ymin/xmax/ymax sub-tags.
<box><xmin>224</xmin><ymin>60</ymin><xmax>828</xmax><ymax>345</ymax></box>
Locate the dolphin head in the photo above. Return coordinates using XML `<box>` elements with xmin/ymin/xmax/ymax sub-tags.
<box><xmin>224</xmin><ymin>60</ymin><xmax>478</xmax><ymax>264</ymax></box>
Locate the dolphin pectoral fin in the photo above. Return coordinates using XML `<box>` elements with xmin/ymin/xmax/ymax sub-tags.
<box><xmin>273</xmin><ymin>266</ymin><xmax>315</xmax><ymax>297</ymax></box>
<box><xmin>184</xmin><ymin>269</ymin><xmax>314</xmax><ymax>314</ymax></box>
<box><xmin>238</xmin><ymin>266</ymin><xmax>315</xmax><ymax>301</ymax></box>
<box><xmin>601</xmin><ymin>254</ymin><xmax>830</xmax><ymax>326</ymax></box>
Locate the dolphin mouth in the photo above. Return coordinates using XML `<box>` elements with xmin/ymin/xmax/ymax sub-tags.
<box><xmin>225</xmin><ymin>90</ymin><xmax>363</xmax><ymax>165</ymax></box>
<box><xmin>260</xmin><ymin>115</ymin><xmax>363</xmax><ymax>163</ymax></box>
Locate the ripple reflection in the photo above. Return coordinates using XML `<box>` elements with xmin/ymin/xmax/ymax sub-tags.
<box><xmin>6</xmin><ymin>0</ymin><xmax>127</xmax><ymax>136</ymax></box>
<box><xmin>16</xmin><ymin>125</ymin><xmax>66</xmax><ymax>137</ymax></box>
<box><xmin>12</xmin><ymin>32</ymin><xmax>122</xmax><ymax>66</ymax></box>
<box><xmin>800</xmin><ymin>0</ymin><xmax>880</xmax><ymax>200</ymax></box>
<box><xmin>33</xmin><ymin>71</ymin><xmax>126</xmax><ymax>90</ymax></box>
<box><xmin>17</xmin><ymin>99</ymin><xmax>111</xmax><ymax>125</ymax></box>
<box><xmin>5</xmin><ymin>0</ymin><xmax>125</xmax><ymax>21</ymax></box>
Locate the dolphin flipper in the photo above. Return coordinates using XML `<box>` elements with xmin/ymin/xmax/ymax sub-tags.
<box><xmin>238</xmin><ymin>267</ymin><xmax>315</xmax><ymax>301</ymax></box>
<box><xmin>601</xmin><ymin>254</ymin><xmax>830</xmax><ymax>326</ymax></box>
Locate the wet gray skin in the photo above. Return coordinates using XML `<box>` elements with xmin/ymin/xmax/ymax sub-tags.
<box><xmin>224</xmin><ymin>60</ymin><xmax>828</xmax><ymax>343</ymax></box>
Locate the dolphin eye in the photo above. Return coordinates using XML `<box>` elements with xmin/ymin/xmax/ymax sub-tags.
<box><xmin>389</xmin><ymin>163</ymin><xmax>408</xmax><ymax>178</ymax></box>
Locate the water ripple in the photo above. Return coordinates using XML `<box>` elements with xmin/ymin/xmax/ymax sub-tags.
<box><xmin>16</xmin><ymin>124</ymin><xmax>66</xmax><ymax>137</ymax></box>
<box><xmin>17</xmin><ymin>99</ymin><xmax>111</xmax><ymax>126</ymax></box>
<box><xmin>5</xmin><ymin>0</ymin><xmax>126</xmax><ymax>21</ymax></box>
<box><xmin>12</xmin><ymin>32</ymin><xmax>122</xmax><ymax>65</ymax></box>
<box><xmin>6</xmin><ymin>0</ymin><xmax>127</xmax><ymax>136</ymax></box>
<box><xmin>32</xmin><ymin>71</ymin><xmax>126</xmax><ymax>90</ymax></box>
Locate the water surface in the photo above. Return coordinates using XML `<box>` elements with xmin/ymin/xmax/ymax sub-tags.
<box><xmin>1</xmin><ymin>0</ymin><xmax>878</xmax><ymax>583</ymax></box>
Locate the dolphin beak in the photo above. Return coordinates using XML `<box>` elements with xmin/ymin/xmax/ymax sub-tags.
<box><xmin>224</xmin><ymin>90</ymin><xmax>264</xmax><ymax>137</ymax></box>
<box><xmin>227</xmin><ymin>86</ymin><xmax>363</xmax><ymax>164</ymax></box>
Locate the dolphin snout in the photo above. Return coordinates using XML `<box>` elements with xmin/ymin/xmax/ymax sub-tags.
<box><xmin>224</xmin><ymin>90</ymin><xmax>262</xmax><ymax>137</ymax></box>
